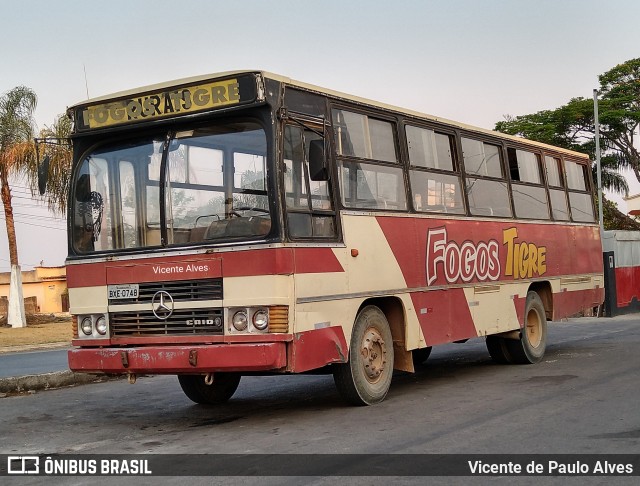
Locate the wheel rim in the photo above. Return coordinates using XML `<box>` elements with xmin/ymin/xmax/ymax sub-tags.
<box><xmin>526</xmin><ymin>307</ymin><xmax>543</xmax><ymax>348</ymax></box>
<box><xmin>360</xmin><ymin>326</ymin><xmax>387</xmax><ymax>384</ymax></box>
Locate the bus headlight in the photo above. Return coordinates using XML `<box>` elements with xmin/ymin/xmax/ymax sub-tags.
<box><xmin>232</xmin><ymin>311</ymin><xmax>248</xmax><ymax>331</ymax></box>
<box><xmin>77</xmin><ymin>314</ymin><xmax>109</xmax><ymax>338</ymax></box>
<box><xmin>227</xmin><ymin>306</ymin><xmax>288</xmax><ymax>334</ymax></box>
<box><xmin>96</xmin><ymin>316</ymin><xmax>108</xmax><ymax>335</ymax></box>
<box><xmin>81</xmin><ymin>317</ymin><xmax>93</xmax><ymax>336</ymax></box>
<box><xmin>252</xmin><ymin>310</ymin><xmax>269</xmax><ymax>331</ymax></box>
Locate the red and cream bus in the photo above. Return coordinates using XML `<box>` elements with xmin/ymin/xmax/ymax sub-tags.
<box><xmin>62</xmin><ymin>71</ymin><xmax>604</xmax><ymax>405</ymax></box>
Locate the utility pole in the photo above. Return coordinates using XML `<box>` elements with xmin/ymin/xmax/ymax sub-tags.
<box><xmin>593</xmin><ymin>89</ymin><xmax>603</xmax><ymax>232</ymax></box>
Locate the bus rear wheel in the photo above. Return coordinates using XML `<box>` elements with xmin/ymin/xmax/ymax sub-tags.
<box><xmin>178</xmin><ymin>373</ymin><xmax>241</xmax><ymax>405</ymax></box>
<box><xmin>505</xmin><ymin>291</ymin><xmax>547</xmax><ymax>364</ymax></box>
<box><xmin>486</xmin><ymin>335</ymin><xmax>513</xmax><ymax>364</ymax></box>
<box><xmin>333</xmin><ymin>305</ymin><xmax>394</xmax><ymax>405</ymax></box>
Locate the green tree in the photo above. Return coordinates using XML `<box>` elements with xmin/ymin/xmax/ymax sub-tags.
<box><xmin>0</xmin><ymin>86</ymin><xmax>38</xmax><ymax>327</ymax></box>
<box><xmin>495</xmin><ymin>58</ymin><xmax>640</xmax><ymax>195</ymax></box>
<box><xmin>1</xmin><ymin>87</ymin><xmax>72</xmax><ymax>327</ymax></box>
<box><xmin>602</xmin><ymin>197</ymin><xmax>640</xmax><ymax>230</ymax></box>
<box><xmin>34</xmin><ymin>114</ymin><xmax>73</xmax><ymax>214</ymax></box>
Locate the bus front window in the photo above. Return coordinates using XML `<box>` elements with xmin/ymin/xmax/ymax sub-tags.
<box><xmin>71</xmin><ymin>121</ymin><xmax>270</xmax><ymax>254</ymax></box>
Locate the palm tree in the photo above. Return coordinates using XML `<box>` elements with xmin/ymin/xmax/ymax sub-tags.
<box><xmin>592</xmin><ymin>154</ymin><xmax>629</xmax><ymax>197</ymax></box>
<box><xmin>0</xmin><ymin>86</ymin><xmax>37</xmax><ymax>327</ymax></box>
<box><xmin>32</xmin><ymin>114</ymin><xmax>73</xmax><ymax>215</ymax></box>
<box><xmin>1</xmin><ymin>87</ymin><xmax>72</xmax><ymax>327</ymax></box>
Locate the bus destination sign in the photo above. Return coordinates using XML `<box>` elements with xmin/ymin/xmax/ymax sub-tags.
<box><xmin>75</xmin><ymin>75</ymin><xmax>258</xmax><ymax>131</ymax></box>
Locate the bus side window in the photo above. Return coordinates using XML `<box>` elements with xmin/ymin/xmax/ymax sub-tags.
<box><xmin>406</xmin><ymin>126</ymin><xmax>465</xmax><ymax>214</ymax></box>
<box><xmin>461</xmin><ymin>138</ymin><xmax>512</xmax><ymax>218</ymax></box>
<box><xmin>507</xmin><ymin>148</ymin><xmax>549</xmax><ymax>220</ymax></box>
<box><xmin>332</xmin><ymin>108</ymin><xmax>405</xmax><ymax>211</ymax></box>
<box><xmin>545</xmin><ymin>155</ymin><xmax>570</xmax><ymax>221</ymax></box>
<box><xmin>566</xmin><ymin>160</ymin><xmax>595</xmax><ymax>222</ymax></box>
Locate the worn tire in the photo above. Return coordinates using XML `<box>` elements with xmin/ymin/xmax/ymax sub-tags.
<box><xmin>412</xmin><ymin>347</ymin><xmax>432</xmax><ymax>367</ymax></box>
<box><xmin>178</xmin><ymin>373</ymin><xmax>241</xmax><ymax>405</ymax></box>
<box><xmin>333</xmin><ymin>305</ymin><xmax>394</xmax><ymax>405</ymax></box>
<box><xmin>486</xmin><ymin>335</ymin><xmax>513</xmax><ymax>364</ymax></box>
<box><xmin>505</xmin><ymin>291</ymin><xmax>547</xmax><ymax>364</ymax></box>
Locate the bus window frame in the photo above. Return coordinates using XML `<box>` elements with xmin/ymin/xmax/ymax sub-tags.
<box><xmin>279</xmin><ymin>88</ymin><xmax>343</xmax><ymax>243</ymax></box>
<box><xmin>540</xmin><ymin>151</ymin><xmax>570</xmax><ymax>222</ymax></box>
<box><xmin>330</xmin><ymin>103</ymin><xmax>407</xmax><ymax>213</ymax></box>
<box><xmin>281</xmin><ymin>117</ymin><xmax>340</xmax><ymax>242</ymax></box>
<box><xmin>458</xmin><ymin>133</ymin><xmax>514</xmax><ymax>219</ymax></box>
<box><xmin>505</xmin><ymin>146</ymin><xmax>551</xmax><ymax>221</ymax></box>
<box><xmin>402</xmin><ymin>121</ymin><xmax>466</xmax><ymax>215</ymax></box>
<box><xmin>564</xmin><ymin>157</ymin><xmax>596</xmax><ymax>223</ymax></box>
<box><xmin>67</xmin><ymin>112</ymin><xmax>280</xmax><ymax>258</ymax></box>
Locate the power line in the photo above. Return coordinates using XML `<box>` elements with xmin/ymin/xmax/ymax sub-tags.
<box><xmin>0</xmin><ymin>216</ymin><xmax>66</xmax><ymax>231</ymax></box>
<box><xmin>0</xmin><ymin>256</ymin><xmax>49</xmax><ymax>267</ymax></box>
<box><xmin>10</xmin><ymin>211</ymin><xmax>65</xmax><ymax>220</ymax></box>
<box><xmin>0</xmin><ymin>210</ymin><xmax>66</xmax><ymax>222</ymax></box>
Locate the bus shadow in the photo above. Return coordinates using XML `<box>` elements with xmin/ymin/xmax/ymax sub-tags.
<box><xmin>121</xmin><ymin>335</ymin><xmax>595</xmax><ymax>430</ymax></box>
<box><xmin>179</xmin><ymin>341</ymin><xmax>501</xmax><ymax>424</ymax></box>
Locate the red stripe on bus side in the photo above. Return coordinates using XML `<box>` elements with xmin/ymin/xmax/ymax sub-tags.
<box><xmin>293</xmin><ymin>247</ymin><xmax>344</xmax><ymax>274</ymax></box>
<box><xmin>67</xmin><ymin>262</ymin><xmax>107</xmax><ymax>288</ymax></box>
<box><xmin>105</xmin><ymin>258</ymin><xmax>222</xmax><ymax>284</ymax></box>
<box><xmin>218</xmin><ymin>248</ymin><xmax>294</xmax><ymax>278</ymax></box>
<box><xmin>66</xmin><ymin>247</ymin><xmax>344</xmax><ymax>288</ymax></box>
<box><xmin>410</xmin><ymin>288</ymin><xmax>477</xmax><ymax>346</ymax></box>
<box><xmin>553</xmin><ymin>287</ymin><xmax>605</xmax><ymax>320</ymax></box>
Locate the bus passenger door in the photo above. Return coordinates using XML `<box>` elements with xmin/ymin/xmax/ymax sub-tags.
<box><xmin>282</xmin><ymin>119</ymin><xmax>348</xmax><ymax>342</ymax></box>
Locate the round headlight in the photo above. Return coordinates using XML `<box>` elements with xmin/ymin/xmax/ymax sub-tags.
<box><xmin>232</xmin><ymin>311</ymin><xmax>248</xmax><ymax>331</ymax></box>
<box><xmin>81</xmin><ymin>317</ymin><xmax>93</xmax><ymax>336</ymax></box>
<box><xmin>252</xmin><ymin>310</ymin><xmax>269</xmax><ymax>331</ymax></box>
<box><xmin>96</xmin><ymin>316</ymin><xmax>108</xmax><ymax>335</ymax></box>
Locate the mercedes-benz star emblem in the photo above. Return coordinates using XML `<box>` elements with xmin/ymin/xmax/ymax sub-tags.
<box><xmin>151</xmin><ymin>291</ymin><xmax>174</xmax><ymax>320</ymax></box>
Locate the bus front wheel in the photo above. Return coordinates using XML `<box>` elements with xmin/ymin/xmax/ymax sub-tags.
<box><xmin>333</xmin><ymin>305</ymin><xmax>394</xmax><ymax>406</ymax></box>
<box><xmin>506</xmin><ymin>291</ymin><xmax>547</xmax><ymax>364</ymax></box>
<box><xmin>178</xmin><ymin>373</ymin><xmax>241</xmax><ymax>405</ymax></box>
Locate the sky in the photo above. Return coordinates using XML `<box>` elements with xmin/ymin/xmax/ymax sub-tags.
<box><xmin>1</xmin><ymin>0</ymin><xmax>640</xmax><ymax>272</ymax></box>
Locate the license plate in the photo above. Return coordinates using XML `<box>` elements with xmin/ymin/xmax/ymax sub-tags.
<box><xmin>108</xmin><ymin>284</ymin><xmax>139</xmax><ymax>300</ymax></box>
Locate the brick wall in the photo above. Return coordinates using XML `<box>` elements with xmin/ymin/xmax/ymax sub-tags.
<box><xmin>0</xmin><ymin>296</ymin><xmax>40</xmax><ymax>315</ymax></box>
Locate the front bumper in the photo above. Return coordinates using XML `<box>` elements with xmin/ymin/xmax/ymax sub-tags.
<box><xmin>68</xmin><ymin>342</ymin><xmax>287</xmax><ymax>374</ymax></box>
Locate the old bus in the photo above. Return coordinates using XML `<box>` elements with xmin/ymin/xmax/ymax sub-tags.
<box><xmin>62</xmin><ymin>71</ymin><xmax>604</xmax><ymax>405</ymax></box>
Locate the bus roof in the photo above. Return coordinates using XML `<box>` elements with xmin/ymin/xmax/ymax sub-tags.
<box><xmin>69</xmin><ymin>70</ymin><xmax>589</xmax><ymax>161</ymax></box>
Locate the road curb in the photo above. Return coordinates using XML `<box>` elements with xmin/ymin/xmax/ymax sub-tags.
<box><xmin>0</xmin><ymin>371</ymin><xmax>122</xmax><ymax>395</ymax></box>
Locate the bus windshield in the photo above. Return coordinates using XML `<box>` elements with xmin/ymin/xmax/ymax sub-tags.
<box><xmin>71</xmin><ymin>121</ymin><xmax>270</xmax><ymax>253</ymax></box>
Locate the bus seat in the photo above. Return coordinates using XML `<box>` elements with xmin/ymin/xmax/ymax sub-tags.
<box><xmin>189</xmin><ymin>226</ymin><xmax>207</xmax><ymax>242</ymax></box>
<box><xmin>205</xmin><ymin>220</ymin><xmax>229</xmax><ymax>239</ymax></box>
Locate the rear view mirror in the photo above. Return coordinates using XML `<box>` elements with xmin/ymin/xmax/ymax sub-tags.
<box><xmin>308</xmin><ymin>139</ymin><xmax>329</xmax><ymax>181</ymax></box>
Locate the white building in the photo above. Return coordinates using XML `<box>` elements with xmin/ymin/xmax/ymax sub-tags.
<box><xmin>624</xmin><ymin>193</ymin><xmax>640</xmax><ymax>219</ymax></box>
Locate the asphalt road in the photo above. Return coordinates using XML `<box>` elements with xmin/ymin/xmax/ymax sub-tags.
<box><xmin>1</xmin><ymin>315</ymin><xmax>639</xmax><ymax>485</ymax></box>
<box><xmin>0</xmin><ymin>348</ymin><xmax>69</xmax><ymax>378</ymax></box>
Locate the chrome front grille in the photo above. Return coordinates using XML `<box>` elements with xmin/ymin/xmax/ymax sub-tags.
<box><xmin>110</xmin><ymin>309</ymin><xmax>224</xmax><ymax>336</ymax></box>
<box><xmin>108</xmin><ymin>278</ymin><xmax>223</xmax><ymax>303</ymax></box>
